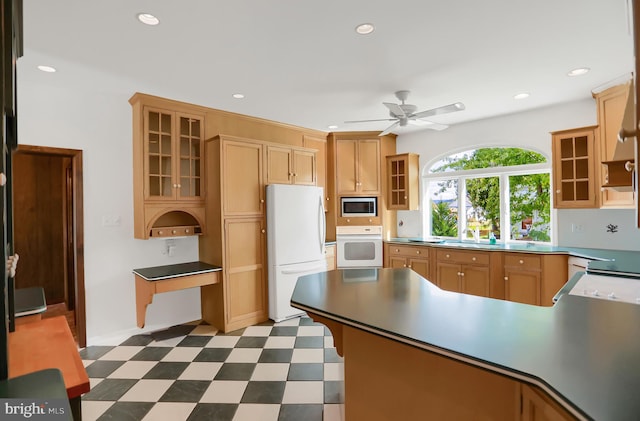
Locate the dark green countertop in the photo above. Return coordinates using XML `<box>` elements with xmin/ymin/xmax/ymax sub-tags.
<box><xmin>291</xmin><ymin>268</ymin><xmax>640</xmax><ymax>421</ymax></box>
<box><xmin>133</xmin><ymin>261</ymin><xmax>222</xmax><ymax>281</ymax></box>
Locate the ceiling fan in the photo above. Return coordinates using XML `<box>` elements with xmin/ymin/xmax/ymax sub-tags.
<box><xmin>345</xmin><ymin>90</ymin><xmax>465</xmax><ymax>136</ymax></box>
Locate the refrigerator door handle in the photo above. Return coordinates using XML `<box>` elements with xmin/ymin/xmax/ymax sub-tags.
<box><xmin>318</xmin><ymin>195</ymin><xmax>326</xmax><ymax>252</ymax></box>
<box><xmin>281</xmin><ymin>265</ymin><xmax>327</xmax><ymax>275</ymax></box>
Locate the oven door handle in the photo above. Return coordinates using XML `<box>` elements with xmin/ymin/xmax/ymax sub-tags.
<box><xmin>336</xmin><ymin>235</ymin><xmax>383</xmax><ymax>241</ymax></box>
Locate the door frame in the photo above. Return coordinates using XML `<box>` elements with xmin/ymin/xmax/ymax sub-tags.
<box><xmin>14</xmin><ymin>145</ymin><xmax>85</xmax><ymax>347</ymax></box>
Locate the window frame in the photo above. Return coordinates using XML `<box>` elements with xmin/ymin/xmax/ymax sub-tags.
<box><xmin>423</xmin><ymin>162</ymin><xmax>551</xmax><ymax>244</ymax></box>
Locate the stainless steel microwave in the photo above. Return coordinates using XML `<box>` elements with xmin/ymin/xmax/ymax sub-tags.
<box><xmin>341</xmin><ymin>197</ymin><xmax>377</xmax><ymax>217</ymax></box>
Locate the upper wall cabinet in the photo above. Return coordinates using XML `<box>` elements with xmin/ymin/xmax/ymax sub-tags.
<box><xmin>593</xmin><ymin>82</ymin><xmax>635</xmax><ymax>208</ymax></box>
<box><xmin>386</xmin><ymin>153</ymin><xmax>419</xmax><ymax>210</ymax></box>
<box><xmin>551</xmin><ymin>126</ymin><xmax>599</xmax><ymax>209</ymax></box>
<box><xmin>303</xmin><ymin>135</ymin><xmax>328</xmax><ymax>201</ymax></box>
<box><xmin>130</xmin><ymin>93</ymin><xmax>206</xmax><ymax>239</ymax></box>
<box><xmin>335</xmin><ymin>138</ymin><xmax>381</xmax><ymax>195</ymax></box>
<box><xmin>144</xmin><ymin>108</ymin><xmax>204</xmax><ymax>201</ymax></box>
<box><xmin>265</xmin><ymin>145</ymin><xmax>316</xmax><ymax>186</ymax></box>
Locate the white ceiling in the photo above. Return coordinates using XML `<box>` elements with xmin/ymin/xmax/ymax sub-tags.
<box><xmin>19</xmin><ymin>0</ymin><xmax>635</xmax><ymax>135</ymax></box>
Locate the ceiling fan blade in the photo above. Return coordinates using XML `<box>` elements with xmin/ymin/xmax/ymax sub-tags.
<box><xmin>411</xmin><ymin>102</ymin><xmax>465</xmax><ymax>119</ymax></box>
<box><xmin>344</xmin><ymin>118</ymin><xmax>397</xmax><ymax>124</ymax></box>
<box><xmin>408</xmin><ymin>120</ymin><xmax>449</xmax><ymax>131</ymax></box>
<box><xmin>379</xmin><ymin>121</ymin><xmax>399</xmax><ymax>136</ymax></box>
<box><xmin>383</xmin><ymin>102</ymin><xmax>406</xmax><ymax>118</ymax></box>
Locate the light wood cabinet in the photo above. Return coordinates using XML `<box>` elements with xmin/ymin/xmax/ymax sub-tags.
<box><xmin>200</xmin><ymin>134</ymin><xmax>319</xmax><ymax>332</ymax></box>
<box><xmin>435</xmin><ymin>250</ymin><xmax>491</xmax><ymax>297</ymax></box>
<box><xmin>504</xmin><ymin>253</ymin><xmax>568</xmax><ymax>307</ymax></box>
<box><xmin>385</xmin><ymin>244</ymin><xmax>430</xmax><ymax>279</ymax></box>
<box><xmin>303</xmin><ymin>135</ymin><xmax>328</xmax><ymax>200</ymax></box>
<box><xmin>386</xmin><ymin>153</ymin><xmax>420</xmax><ymax>210</ymax></box>
<box><xmin>593</xmin><ymin>83</ymin><xmax>635</xmax><ymax>208</ymax></box>
<box><xmin>265</xmin><ymin>145</ymin><xmax>316</xmax><ymax>186</ymax></box>
<box><xmin>324</xmin><ymin>244</ymin><xmax>336</xmax><ymax>271</ymax></box>
<box><xmin>131</xmin><ymin>94</ymin><xmax>206</xmax><ymax>239</ymax></box>
<box><xmin>223</xmin><ymin>217</ymin><xmax>268</xmax><ymax>328</ymax></box>
<box><xmin>519</xmin><ymin>383</ymin><xmax>574</xmax><ymax>421</ymax></box>
<box><xmin>200</xmin><ymin>135</ymin><xmax>269</xmax><ymax>332</ymax></box>
<box><xmin>504</xmin><ymin>254</ymin><xmax>542</xmax><ymax>305</ymax></box>
<box><xmin>223</xmin><ymin>139</ymin><xmax>265</xmax><ymax>216</ymax></box>
<box><xmin>551</xmin><ymin>126</ymin><xmax>598</xmax><ymax>208</ymax></box>
<box><xmin>335</xmin><ymin>138</ymin><xmax>381</xmax><ymax>195</ymax></box>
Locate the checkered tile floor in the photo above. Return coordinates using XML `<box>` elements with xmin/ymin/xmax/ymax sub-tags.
<box><xmin>80</xmin><ymin>316</ymin><xmax>344</xmax><ymax>421</ymax></box>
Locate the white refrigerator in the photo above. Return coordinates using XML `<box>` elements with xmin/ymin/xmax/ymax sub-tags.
<box><xmin>266</xmin><ymin>184</ymin><xmax>327</xmax><ymax>322</ymax></box>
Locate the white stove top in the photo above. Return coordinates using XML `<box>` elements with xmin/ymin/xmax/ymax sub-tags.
<box><xmin>569</xmin><ymin>273</ymin><xmax>640</xmax><ymax>305</ymax></box>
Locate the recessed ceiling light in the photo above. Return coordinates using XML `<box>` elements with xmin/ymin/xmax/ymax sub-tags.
<box><xmin>355</xmin><ymin>23</ymin><xmax>375</xmax><ymax>35</ymax></box>
<box><xmin>328</xmin><ymin>125</ymin><xmax>338</xmax><ymax>129</ymax></box>
<box><xmin>513</xmin><ymin>92</ymin><xmax>530</xmax><ymax>100</ymax></box>
<box><xmin>567</xmin><ymin>67</ymin><xmax>590</xmax><ymax>77</ymax></box>
<box><xmin>232</xmin><ymin>93</ymin><xmax>245</xmax><ymax>99</ymax></box>
<box><xmin>37</xmin><ymin>65</ymin><xmax>56</xmax><ymax>73</ymax></box>
<box><xmin>137</xmin><ymin>13</ymin><xmax>159</xmax><ymax>26</ymax></box>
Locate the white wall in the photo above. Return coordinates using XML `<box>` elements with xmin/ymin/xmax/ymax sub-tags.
<box><xmin>394</xmin><ymin>98</ymin><xmax>640</xmax><ymax>250</ymax></box>
<box><xmin>17</xmin><ymin>57</ymin><xmax>203</xmax><ymax>345</ymax></box>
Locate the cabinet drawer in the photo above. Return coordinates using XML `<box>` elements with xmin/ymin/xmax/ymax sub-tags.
<box><xmin>150</xmin><ymin>225</ymin><xmax>201</xmax><ymax>238</ymax></box>
<box><xmin>436</xmin><ymin>249</ymin><xmax>489</xmax><ymax>265</ymax></box>
<box><xmin>504</xmin><ymin>254</ymin><xmax>541</xmax><ymax>269</ymax></box>
<box><xmin>388</xmin><ymin>245</ymin><xmax>429</xmax><ymax>258</ymax></box>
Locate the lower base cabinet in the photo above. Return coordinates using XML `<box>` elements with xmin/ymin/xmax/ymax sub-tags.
<box><xmin>383</xmin><ymin>243</ymin><xmax>568</xmax><ymax>306</ymax></box>
<box><xmin>201</xmin><ymin>217</ymin><xmax>268</xmax><ymax>332</ymax></box>
<box><xmin>435</xmin><ymin>250</ymin><xmax>491</xmax><ymax>297</ymax></box>
<box><xmin>385</xmin><ymin>244</ymin><xmax>430</xmax><ymax>279</ymax></box>
<box><xmin>325</xmin><ymin>244</ymin><xmax>336</xmax><ymax>270</ymax></box>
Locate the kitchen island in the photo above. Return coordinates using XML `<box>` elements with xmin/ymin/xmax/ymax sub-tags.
<box><xmin>291</xmin><ymin>268</ymin><xmax>640</xmax><ymax>421</ymax></box>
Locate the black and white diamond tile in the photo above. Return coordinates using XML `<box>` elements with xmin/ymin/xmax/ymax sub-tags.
<box><xmin>80</xmin><ymin>316</ymin><xmax>345</xmax><ymax>421</ymax></box>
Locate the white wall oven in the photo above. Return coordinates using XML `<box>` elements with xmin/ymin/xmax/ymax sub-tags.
<box><xmin>336</xmin><ymin>225</ymin><xmax>383</xmax><ymax>268</ymax></box>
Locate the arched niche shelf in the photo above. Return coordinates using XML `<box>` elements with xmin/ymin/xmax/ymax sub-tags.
<box><xmin>146</xmin><ymin>209</ymin><xmax>204</xmax><ymax>238</ymax></box>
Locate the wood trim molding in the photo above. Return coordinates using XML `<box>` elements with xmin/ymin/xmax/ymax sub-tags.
<box><xmin>14</xmin><ymin>145</ymin><xmax>86</xmax><ymax>348</ymax></box>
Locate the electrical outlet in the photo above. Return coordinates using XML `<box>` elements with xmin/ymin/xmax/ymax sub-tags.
<box><xmin>571</xmin><ymin>223</ymin><xmax>584</xmax><ymax>232</ymax></box>
<box><xmin>102</xmin><ymin>215</ymin><xmax>121</xmax><ymax>227</ymax></box>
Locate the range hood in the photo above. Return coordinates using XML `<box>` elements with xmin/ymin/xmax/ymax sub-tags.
<box><xmin>601</xmin><ymin>80</ymin><xmax>636</xmax><ymax>191</ymax></box>
<box><xmin>614</xmin><ymin>80</ymin><xmax>636</xmax><ymax>161</ymax></box>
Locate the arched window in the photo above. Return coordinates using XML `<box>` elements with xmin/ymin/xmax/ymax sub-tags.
<box><xmin>424</xmin><ymin>147</ymin><xmax>551</xmax><ymax>243</ymax></box>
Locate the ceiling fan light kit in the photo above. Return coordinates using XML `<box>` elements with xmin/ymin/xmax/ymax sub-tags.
<box><xmin>345</xmin><ymin>90</ymin><xmax>465</xmax><ymax>136</ymax></box>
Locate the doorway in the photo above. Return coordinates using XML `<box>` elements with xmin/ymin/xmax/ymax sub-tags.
<box><xmin>12</xmin><ymin>145</ymin><xmax>86</xmax><ymax>347</ymax></box>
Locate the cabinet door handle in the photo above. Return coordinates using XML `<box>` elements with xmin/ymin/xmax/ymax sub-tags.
<box><xmin>403</xmin><ymin>264</ymin><xmax>407</xmax><ymax>268</ymax></box>
<box><xmin>408</xmin><ymin>265</ymin><xmax>412</xmax><ymax>268</ymax></box>
<box><xmin>395</xmin><ymin>249</ymin><xmax>399</xmax><ymax>252</ymax></box>
<box><xmin>177</xmin><ymin>184</ymin><xmax>181</xmax><ymax>188</ymax></box>
<box><xmin>446</xmin><ymin>254</ymin><xmax>450</xmax><ymax>258</ymax></box>
<box><xmin>472</xmin><ymin>257</ymin><xmax>476</xmax><ymax>261</ymax></box>
<box><xmin>261</xmin><ymin>229</ymin><xmax>266</xmax><ymax>234</ymax></box>
<box><xmin>556</xmin><ymin>189</ymin><xmax>561</xmax><ymax>194</ymax></box>
<box><xmin>519</xmin><ymin>259</ymin><xmax>524</xmax><ymax>264</ymax></box>
<box><xmin>261</xmin><ymin>199</ymin><xmax>265</xmax><ymax>203</ymax></box>
<box><xmin>416</xmin><ymin>251</ymin><xmax>420</xmax><ymax>255</ymax></box>
<box><xmin>504</xmin><ymin>276</ymin><xmax>508</xmax><ymax>281</ymax></box>
<box><xmin>460</xmin><ymin>272</ymin><xmax>465</xmax><ymax>277</ymax></box>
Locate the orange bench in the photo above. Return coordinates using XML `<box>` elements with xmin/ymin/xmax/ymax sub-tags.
<box><xmin>9</xmin><ymin>316</ymin><xmax>89</xmax><ymax>420</ymax></box>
